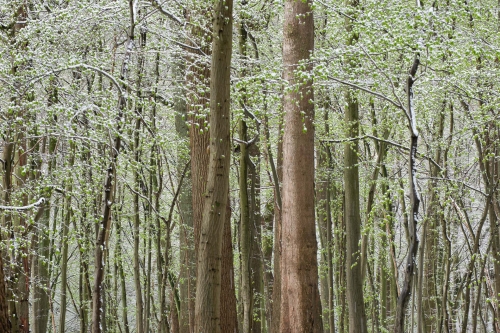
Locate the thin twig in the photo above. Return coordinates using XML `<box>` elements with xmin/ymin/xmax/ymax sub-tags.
<box><xmin>326</xmin><ymin>75</ymin><xmax>406</xmax><ymax>112</ymax></box>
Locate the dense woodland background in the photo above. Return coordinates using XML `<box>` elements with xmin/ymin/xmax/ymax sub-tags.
<box><xmin>1</xmin><ymin>0</ymin><xmax>500</xmax><ymax>332</ymax></box>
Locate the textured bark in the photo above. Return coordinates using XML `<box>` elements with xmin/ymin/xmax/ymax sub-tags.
<box><xmin>185</xmin><ymin>9</ymin><xmax>212</xmax><ymax>332</ymax></box>
<box><xmin>171</xmin><ymin>292</ymin><xmax>180</xmax><ymax>333</ymax></box>
<box><xmin>221</xmin><ymin>197</ymin><xmax>239</xmax><ymax>333</ymax></box>
<box><xmin>280</xmin><ymin>1</ymin><xmax>323</xmax><ymax>332</ymax></box>
<box><xmin>193</xmin><ymin>1</ymin><xmax>233</xmax><ymax>332</ymax></box>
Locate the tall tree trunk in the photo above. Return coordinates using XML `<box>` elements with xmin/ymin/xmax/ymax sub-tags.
<box><xmin>91</xmin><ymin>2</ymin><xmax>136</xmax><ymax>332</ymax></box>
<box><xmin>221</xmin><ymin>196</ymin><xmax>239</xmax><ymax>333</ymax></box>
<box><xmin>344</xmin><ymin>90</ymin><xmax>368</xmax><ymax>333</ymax></box>
<box><xmin>269</xmin><ymin>112</ymin><xmax>283</xmax><ymax>333</ymax></box>
<box><xmin>193</xmin><ymin>1</ymin><xmax>233</xmax><ymax>332</ymax></box>
<box><xmin>280</xmin><ymin>1</ymin><xmax>322</xmax><ymax>332</ymax></box>
<box><xmin>173</xmin><ymin>37</ymin><xmax>193</xmax><ymax>333</ymax></box>
<box><xmin>238</xmin><ymin>6</ymin><xmax>253</xmax><ymax>330</ymax></box>
<box><xmin>33</xmin><ymin>80</ymin><xmax>58</xmax><ymax>333</ymax></box>
<box><xmin>132</xmin><ymin>22</ymin><xmax>147</xmax><ymax>333</ymax></box>
<box><xmin>419</xmin><ymin>102</ymin><xmax>446</xmax><ymax>333</ymax></box>
<box><xmin>343</xmin><ymin>1</ymin><xmax>368</xmax><ymax>332</ymax></box>
<box><xmin>185</xmin><ymin>7</ymin><xmax>212</xmax><ymax>331</ymax></box>
<box><xmin>394</xmin><ymin>55</ymin><xmax>421</xmax><ymax>333</ymax></box>
<box><xmin>4</xmin><ymin>5</ymin><xmax>30</xmax><ymax>333</ymax></box>
<box><xmin>239</xmin><ymin>116</ymin><xmax>252</xmax><ymax>333</ymax></box>
<box><xmin>318</xmin><ymin>108</ymin><xmax>335</xmax><ymax>333</ymax></box>
<box><xmin>249</xmin><ymin>146</ymin><xmax>264</xmax><ymax>333</ymax></box>
<box><xmin>116</xmin><ymin>214</ymin><xmax>131</xmax><ymax>333</ymax></box>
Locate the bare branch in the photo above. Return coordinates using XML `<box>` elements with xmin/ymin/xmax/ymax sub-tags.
<box><xmin>326</xmin><ymin>75</ymin><xmax>406</xmax><ymax>112</ymax></box>
<box><xmin>322</xmin><ymin>134</ymin><xmax>442</xmax><ymax>170</ymax></box>
<box><xmin>150</xmin><ymin>0</ymin><xmax>183</xmax><ymax>26</ymax></box>
<box><xmin>27</xmin><ymin>64</ymin><xmax>125</xmax><ymax>97</ymax></box>
<box><xmin>359</xmin><ymin>45</ymin><xmax>409</xmax><ymax>122</ymax></box>
<box><xmin>0</xmin><ymin>197</ymin><xmax>45</xmax><ymax>211</ymax></box>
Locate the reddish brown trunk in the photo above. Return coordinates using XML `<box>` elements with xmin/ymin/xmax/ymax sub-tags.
<box><xmin>0</xmin><ymin>251</ymin><xmax>9</xmax><ymax>332</ymax></box>
<box><xmin>280</xmin><ymin>1</ymin><xmax>323</xmax><ymax>332</ymax></box>
<box><xmin>185</xmin><ymin>13</ymin><xmax>212</xmax><ymax>333</ymax></box>
<box><xmin>170</xmin><ymin>292</ymin><xmax>180</xmax><ymax>333</ymax></box>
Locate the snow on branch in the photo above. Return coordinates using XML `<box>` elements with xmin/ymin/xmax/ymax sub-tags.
<box><xmin>0</xmin><ymin>197</ymin><xmax>46</xmax><ymax>211</ymax></box>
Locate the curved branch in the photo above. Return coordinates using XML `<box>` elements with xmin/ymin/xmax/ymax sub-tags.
<box><xmin>26</xmin><ymin>64</ymin><xmax>125</xmax><ymax>97</ymax></box>
<box><xmin>0</xmin><ymin>197</ymin><xmax>45</xmax><ymax>211</ymax></box>
<box><xmin>326</xmin><ymin>75</ymin><xmax>407</xmax><ymax>113</ymax></box>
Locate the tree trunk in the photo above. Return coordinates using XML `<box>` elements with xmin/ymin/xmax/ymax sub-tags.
<box><xmin>174</xmin><ymin>46</ymin><xmax>193</xmax><ymax>333</ymax></box>
<box><xmin>344</xmin><ymin>89</ymin><xmax>368</xmax><ymax>333</ymax></box>
<box><xmin>394</xmin><ymin>55</ymin><xmax>421</xmax><ymax>333</ymax></box>
<box><xmin>193</xmin><ymin>1</ymin><xmax>233</xmax><ymax>332</ymax></box>
<box><xmin>239</xmin><ymin>116</ymin><xmax>252</xmax><ymax>333</ymax></box>
<box><xmin>238</xmin><ymin>7</ymin><xmax>253</xmax><ymax>330</ymax></box>
<box><xmin>269</xmin><ymin>112</ymin><xmax>283</xmax><ymax>333</ymax></box>
<box><xmin>318</xmin><ymin>108</ymin><xmax>335</xmax><ymax>333</ymax></box>
<box><xmin>221</xmin><ymin>196</ymin><xmax>239</xmax><ymax>333</ymax></box>
<box><xmin>343</xmin><ymin>1</ymin><xmax>368</xmax><ymax>332</ymax></box>
<box><xmin>132</xmin><ymin>19</ymin><xmax>148</xmax><ymax>333</ymax></box>
<box><xmin>249</xmin><ymin>147</ymin><xmax>264</xmax><ymax>333</ymax></box>
<box><xmin>419</xmin><ymin>102</ymin><xmax>446</xmax><ymax>333</ymax></box>
<box><xmin>91</xmin><ymin>2</ymin><xmax>136</xmax><ymax>332</ymax></box>
<box><xmin>58</xmin><ymin>142</ymin><xmax>75</xmax><ymax>333</ymax></box>
<box><xmin>185</xmin><ymin>7</ymin><xmax>212</xmax><ymax>331</ymax></box>
<box><xmin>33</xmin><ymin>83</ymin><xmax>58</xmax><ymax>333</ymax></box>
<box><xmin>280</xmin><ymin>1</ymin><xmax>323</xmax><ymax>331</ymax></box>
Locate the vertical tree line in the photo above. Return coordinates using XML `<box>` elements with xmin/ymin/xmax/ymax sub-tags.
<box><xmin>1</xmin><ymin>0</ymin><xmax>500</xmax><ymax>333</ymax></box>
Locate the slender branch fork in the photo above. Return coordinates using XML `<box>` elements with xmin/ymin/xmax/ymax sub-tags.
<box><xmin>321</xmin><ymin>134</ymin><xmax>441</xmax><ymax>170</ymax></box>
